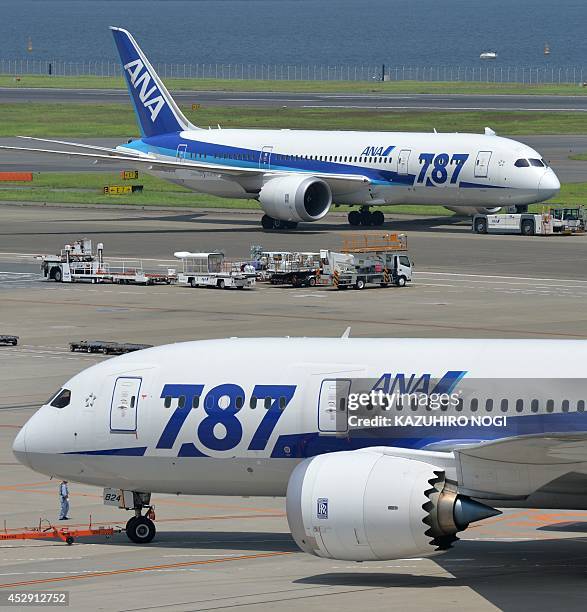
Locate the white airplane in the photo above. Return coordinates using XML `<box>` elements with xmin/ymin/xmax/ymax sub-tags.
<box><xmin>13</xmin><ymin>337</ymin><xmax>587</xmax><ymax>561</ymax></box>
<box><xmin>0</xmin><ymin>28</ymin><xmax>560</xmax><ymax>230</ymax></box>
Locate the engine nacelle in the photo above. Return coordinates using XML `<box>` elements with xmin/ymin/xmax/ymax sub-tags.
<box><xmin>286</xmin><ymin>451</ymin><xmax>499</xmax><ymax>562</ymax></box>
<box><xmin>444</xmin><ymin>205</ymin><xmax>502</xmax><ymax>216</ymax></box>
<box><xmin>259</xmin><ymin>175</ymin><xmax>332</xmax><ymax>222</ymax></box>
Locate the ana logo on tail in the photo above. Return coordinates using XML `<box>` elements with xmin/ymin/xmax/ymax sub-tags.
<box><xmin>123</xmin><ymin>59</ymin><xmax>165</xmax><ymax>122</ymax></box>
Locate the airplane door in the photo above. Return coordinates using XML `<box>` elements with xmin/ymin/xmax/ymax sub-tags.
<box><xmin>259</xmin><ymin>146</ymin><xmax>273</xmax><ymax>169</ymax></box>
<box><xmin>176</xmin><ymin>143</ymin><xmax>188</xmax><ymax>162</ymax></box>
<box><xmin>110</xmin><ymin>376</ymin><xmax>141</xmax><ymax>432</ymax></box>
<box><xmin>318</xmin><ymin>379</ymin><xmax>351</xmax><ymax>433</ymax></box>
<box><xmin>397</xmin><ymin>149</ymin><xmax>411</xmax><ymax>175</ymax></box>
<box><xmin>475</xmin><ymin>151</ymin><xmax>492</xmax><ymax>178</ymax></box>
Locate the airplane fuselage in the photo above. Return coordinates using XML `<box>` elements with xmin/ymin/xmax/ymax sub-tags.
<box><xmin>122</xmin><ymin>129</ymin><xmax>561</xmax><ymax>208</ymax></box>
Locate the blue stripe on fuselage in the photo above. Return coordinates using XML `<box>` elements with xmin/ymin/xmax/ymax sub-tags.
<box><xmin>122</xmin><ymin>134</ymin><xmax>506</xmax><ymax>190</ymax></box>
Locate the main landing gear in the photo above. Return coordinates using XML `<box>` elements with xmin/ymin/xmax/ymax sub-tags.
<box><xmin>261</xmin><ymin>215</ymin><xmax>298</xmax><ymax>230</ymax></box>
<box><xmin>347</xmin><ymin>206</ymin><xmax>385</xmax><ymax>227</ymax></box>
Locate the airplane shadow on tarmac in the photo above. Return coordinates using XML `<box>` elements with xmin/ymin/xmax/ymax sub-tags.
<box><xmin>295</xmin><ymin>537</ymin><xmax>587</xmax><ymax>612</ymax></box>
<box><xmin>92</xmin><ymin>530</ymin><xmax>299</xmax><ymax>552</ymax></box>
<box><xmin>17</xmin><ymin>213</ymin><xmax>470</xmax><ymax>237</ymax></box>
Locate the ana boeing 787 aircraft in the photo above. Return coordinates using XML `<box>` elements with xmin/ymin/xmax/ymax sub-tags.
<box><xmin>1</xmin><ymin>28</ymin><xmax>560</xmax><ymax>229</ymax></box>
<box><xmin>13</xmin><ymin>337</ymin><xmax>587</xmax><ymax>561</ymax></box>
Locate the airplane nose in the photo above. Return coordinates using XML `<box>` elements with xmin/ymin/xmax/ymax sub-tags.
<box><xmin>539</xmin><ymin>169</ymin><xmax>561</xmax><ymax>196</ymax></box>
<box><xmin>12</xmin><ymin>422</ymin><xmax>31</xmax><ymax>469</ymax></box>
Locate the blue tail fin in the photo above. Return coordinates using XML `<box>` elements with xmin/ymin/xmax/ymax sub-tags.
<box><xmin>110</xmin><ymin>27</ymin><xmax>195</xmax><ymax>137</ymax></box>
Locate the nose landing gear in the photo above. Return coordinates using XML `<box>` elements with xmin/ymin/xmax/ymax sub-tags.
<box><xmin>348</xmin><ymin>206</ymin><xmax>385</xmax><ymax>227</ymax></box>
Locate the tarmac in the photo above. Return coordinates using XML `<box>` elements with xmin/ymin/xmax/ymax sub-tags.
<box><xmin>1</xmin><ymin>204</ymin><xmax>587</xmax><ymax>610</ymax></box>
<box><xmin>4</xmin><ymin>87</ymin><xmax>587</xmax><ymax>111</ymax></box>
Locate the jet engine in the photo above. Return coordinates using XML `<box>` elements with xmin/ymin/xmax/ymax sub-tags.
<box><xmin>286</xmin><ymin>451</ymin><xmax>499</xmax><ymax>561</ymax></box>
<box><xmin>444</xmin><ymin>206</ymin><xmax>502</xmax><ymax>216</ymax></box>
<box><xmin>258</xmin><ymin>175</ymin><xmax>332</xmax><ymax>222</ymax></box>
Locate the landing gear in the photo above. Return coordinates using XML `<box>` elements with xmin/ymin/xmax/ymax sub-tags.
<box><xmin>261</xmin><ymin>215</ymin><xmax>298</xmax><ymax>230</ymax></box>
<box><xmin>126</xmin><ymin>514</ymin><xmax>156</xmax><ymax>544</ymax></box>
<box><xmin>116</xmin><ymin>490</ymin><xmax>156</xmax><ymax>544</ymax></box>
<box><xmin>347</xmin><ymin>206</ymin><xmax>385</xmax><ymax>227</ymax></box>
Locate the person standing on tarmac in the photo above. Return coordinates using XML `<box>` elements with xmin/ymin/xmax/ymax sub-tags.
<box><xmin>59</xmin><ymin>480</ymin><xmax>70</xmax><ymax>520</ymax></box>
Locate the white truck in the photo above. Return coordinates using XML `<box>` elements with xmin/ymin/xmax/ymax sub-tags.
<box><xmin>472</xmin><ymin>207</ymin><xmax>586</xmax><ymax>236</ymax></box>
<box><xmin>174</xmin><ymin>252</ymin><xmax>256</xmax><ymax>289</ymax></box>
<box><xmin>319</xmin><ymin>234</ymin><xmax>413</xmax><ymax>290</ymax></box>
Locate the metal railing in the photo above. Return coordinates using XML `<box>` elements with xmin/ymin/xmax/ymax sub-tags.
<box><xmin>0</xmin><ymin>58</ymin><xmax>586</xmax><ymax>84</ymax></box>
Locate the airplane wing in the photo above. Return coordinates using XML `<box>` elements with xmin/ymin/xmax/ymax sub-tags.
<box><xmin>15</xmin><ymin>136</ymin><xmax>141</xmax><ymax>157</ymax></box>
<box><xmin>454</xmin><ymin>433</ymin><xmax>587</xmax><ymax>499</ymax></box>
<box><xmin>0</xmin><ymin>142</ymin><xmax>371</xmax><ymax>192</ymax></box>
<box><xmin>370</xmin><ymin>433</ymin><xmax>587</xmax><ymax>502</ymax></box>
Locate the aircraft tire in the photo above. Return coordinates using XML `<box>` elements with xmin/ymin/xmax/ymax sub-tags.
<box><xmin>261</xmin><ymin>215</ymin><xmax>274</xmax><ymax>230</ymax></box>
<box><xmin>371</xmin><ymin>210</ymin><xmax>385</xmax><ymax>226</ymax></box>
<box><xmin>126</xmin><ymin>516</ymin><xmax>156</xmax><ymax>544</ymax></box>
<box><xmin>348</xmin><ymin>211</ymin><xmax>361</xmax><ymax>226</ymax></box>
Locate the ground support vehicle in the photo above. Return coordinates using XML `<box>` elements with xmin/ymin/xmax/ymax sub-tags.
<box><xmin>319</xmin><ymin>234</ymin><xmax>413</xmax><ymax>290</ymax></box>
<box><xmin>39</xmin><ymin>239</ymin><xmax>175</xmax><ymax>285</ymax></box>
<box><xmin>174</xmin><ymin>252</ymin><xmax>256</xmax><ymax>289</ymax></box>
<box><xmin>0</xmin><ymin>335</ymin><xmax>18</xmax><ymax>346</ymax></box>
<box><xmin>472</xmin><ymin>212</ymin><xmax>557</xmax><ymax>236</ymax></box>
<box><xmin>69</xmin><ymin>340</ymin><xmax>153</xmax><ymax>355</ymax></box>
<box><xmin>259</xmin><ymin>251</ymin><xmax>321</xmax><ymax>287</ymax></box>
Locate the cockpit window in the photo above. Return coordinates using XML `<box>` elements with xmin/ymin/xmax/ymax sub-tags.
<box><xmin>514</xmin><ymin>158</ymin><xmax>530</xmax><ymax>167</ymax></box>
<box><xmin>529</xmin><ymin>158</ymin><xmax>546</xmax><ymax>167</ymax></box>
<box><xmin>50</xmin><ymin>388</ymin><xmax>71</xmax><ymax>409</ymax></box>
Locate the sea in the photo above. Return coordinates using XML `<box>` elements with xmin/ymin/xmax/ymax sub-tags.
<box><xmin>1</xmin><ymin>0</ymin><xmax>586</xmax><ymax>69</ymax></box>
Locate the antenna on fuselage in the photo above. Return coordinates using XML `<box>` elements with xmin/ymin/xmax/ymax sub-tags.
<box><xmin>341</xmin><ymin>326</ymin><xmax>351</xmax><ymax>339</ymax></box>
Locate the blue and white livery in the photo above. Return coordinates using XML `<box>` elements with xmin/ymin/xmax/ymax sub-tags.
<box><xmin>1</xmin><ymin>28</ymin><xmax>560</xmax><ymax>229</ymax></box>
<box><xmin>13</xmin><ymin>336</ymin><xmax>587</xmax><ymax>561</ymax></box>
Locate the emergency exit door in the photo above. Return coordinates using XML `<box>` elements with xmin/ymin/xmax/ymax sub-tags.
<box><xmin>318</xmin><ymin>379</ymin><xmax>351</xmax><ymax>433</ymax></box>
<box><xmin>110</xmin><ymin>377</ymin><xmax>141</xmax><ymax>432</ymax></box>
<box><xmin>474</xmin><ymin>151</ymin><xmax>492</xmax><ymax>178</ymax></box>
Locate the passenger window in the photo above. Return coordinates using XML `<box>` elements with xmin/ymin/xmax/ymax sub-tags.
<box><xmin>500</xmin><ymin>399</ymin><xmax>508</xmax><ymax>412</ymax></box>
<box><xmin>164</xmin><ymin>396</ymin><xmax>172</xmax><ymax>408</ymax></box>
<box><xmin>178</xmin><ymin>395</ymin><xmax>186</xmax><ymax>409</ymax></box>
<box><xmin>470</xmin><ymin>398</ymin><xmax>478</xmax><ymax>412</ymax></box>
<box><xmin>338</xmin><ymin>397</ymin><xmax>346</xmax><ymax>411</ymax></box>
<box><xmin>578</xmin><ymin>400</ymin><xmax>585</xmax><ymax>412</ymax></box>
<box><xmin>50</xmin><ymin>388</ymin><xmax>71</xmax><ymax>409</ymax></box>
<box><xmin>485</xmin><ymin>398</ymin><xmax>493</xmax><ymax>412</ymax></box>
<box><xmin>546</xmin><ymin>399</ymin><xmax>555</xmax><ymax>412</ymax></box>
<box><xmin>562</xmin><ymin>399</ymin><xmax>570</xmax><ymax>412</ymax></box>
<box><xmin>192</xmin><ymin>395</ymin><xmax>200</xmax><ymax>409</ymax></box>
<box><xmin>250</xmin><ymin>396</ymin><xmax>257</xmax><ymax>409</ymax></box>
<box><xmin>236</xmin><ymin>396</ymin><xmax>244</xmax><ymax>409</ymax></box>
<box><xmin>514</xmin><ymin>159</ymin><xmax>530</xmax><ymax>167</ymax></box>
<box><xmin>455</xmin><ymin>397</ymin><xmax>464</xmax><ymax>412</ymax></box>
<box><xmin>515</xmin><ymin>399</ymin><xmax>524</xmax><ymax>413</ymax></box>
<box><xmin>531</xmin><ymin>399</ymin><xmax>539</xmax><ymax>412</ymax></box>
<box><xmin>130</xmin><ymin>396</ymin><xmax>136</xmax><ymax>409</ymax></box>
<box><xmin>264</xmin><ymin>397</ymin><xmax>271</xmax><ymax>410</ymax></box>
